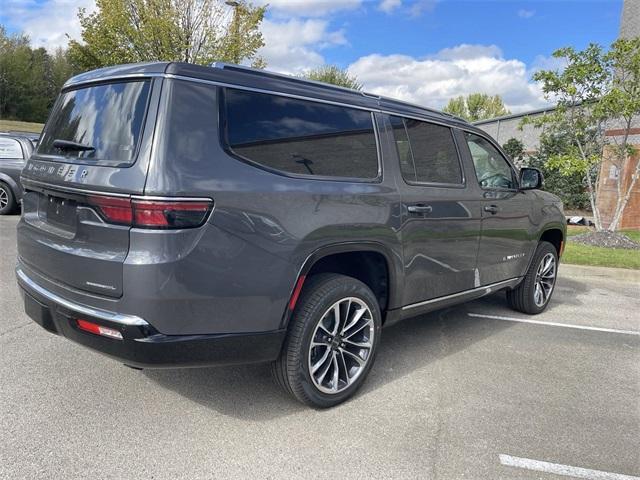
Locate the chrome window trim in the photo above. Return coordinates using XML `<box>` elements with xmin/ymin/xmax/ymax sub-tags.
<box><xmin>16</xmin><ymin>268</ymin><xmax>149</xmax><ymax>326</ymax></box>
<box><xmin>62</xmin><ymin>72</ymin><xmax>468</xmax><ymax>132</ymax></box>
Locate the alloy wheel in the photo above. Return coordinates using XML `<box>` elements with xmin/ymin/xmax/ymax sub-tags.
<box><xmin>0</xmin><ymin>187</ymin><xmax>7</xmax><ymax>210</ymax></box>
<box><xmin>533</xmin><ymin>252</ymin><xmax>556</xmax><ymax>307</ymax></box>
<box><xmin>308</xmin><ymin>297</ymin><xmax>375</xmax><ymax>394</ymax></box>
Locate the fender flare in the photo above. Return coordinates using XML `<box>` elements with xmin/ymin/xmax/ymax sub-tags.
<box><xmin>280</xmin><ymin>241</ymin><xmax>402</xmax><ymax>329</ymax></box>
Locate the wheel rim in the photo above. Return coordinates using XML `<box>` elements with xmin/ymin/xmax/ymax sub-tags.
<box><xmin>308</xmin><ymin>297</ymin><xmax>375</xmax><ymax>395</ymax></box>
<box><xmin>0</xmin><ymin>187</ymin><xmax>7</xmax><ymax>209</ymax></box>
<box><xmin>534</xmin><ymin>252</ymin><xmax>556</xmax><ymax>307</ymax></box>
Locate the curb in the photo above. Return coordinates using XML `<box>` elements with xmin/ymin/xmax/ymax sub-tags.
<box><xmin>559</xmin><ymin>263</ymin><xmax>640</xmax><ymax>282</ymax></box>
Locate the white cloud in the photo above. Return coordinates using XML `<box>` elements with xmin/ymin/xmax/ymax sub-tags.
<box><xmin>253</xmin><ymin>0</ymin><xmax>362</xmax><ymax>17</ymax></box>
<box><xmin>2</xmin><ymin>0</ymin><xmax>94</xmax><ymax>50</ymax></box>
<box><xmin>379</xmin><ymin>0</ymin><xmax>402</xmax><ymax>14</ymax></box>
<box><xmin>259</xmin><ymin>18</ymin><xmax>347</xmax><ymax>74</ymax></box>
<box><xmin>347</xmin><ymin>44</ymin><xmax>550</xmax><ymax>113</ymax></box>
<box><xmin>409</xmin><ymin>0</ymin><xmax>437</xmax><ymax>17</ymax></box>
<box><xmin>517</xmin><ymin>9</ymin><xmax>536</xmax><ymax>19</ymax></box>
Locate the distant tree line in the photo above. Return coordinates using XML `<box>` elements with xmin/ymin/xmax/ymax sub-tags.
<box><xmin>0</xmin><ymin>27</ymin><xmax>77</xmax><ymax>123</ymax></box>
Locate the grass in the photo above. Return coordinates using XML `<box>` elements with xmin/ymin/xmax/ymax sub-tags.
<box><xmin>563</xmin><ymin>225</ymin><xmax>640</xmax><ymax>269</ymax></box>
<box><xmin>0</xmin><ymin>119</ymin><xmax>44</xmax><ymax>134</ymax></box>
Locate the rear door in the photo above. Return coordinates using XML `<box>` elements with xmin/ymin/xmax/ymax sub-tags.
<box><xmin>17</xmin><ymin>78</ymin><xmax>160</xmax><ymax>297</ymax></box>
<box><xmin>462</xmin><ymin>132</ymin><xmax>537</xmax><ymax>285</ymax></box>
<box><xmin>387</xmin><ymin>115</ymin><xmax>481</xmax><ymax>306</ymax></box>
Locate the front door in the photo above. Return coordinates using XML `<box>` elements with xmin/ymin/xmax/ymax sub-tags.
<box><xmin>387</xmin><ymin>115</ymin><xmax>481</xmax><ymax>306</ymax></box>
<box><xmin>462</xmin><ymin>132</ymin><xmax>537</xmax><ymax>286</ymax></box>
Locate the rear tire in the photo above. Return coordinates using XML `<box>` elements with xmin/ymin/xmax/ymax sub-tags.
<box><xmin>507</xmin><ymin>241</ymin><xmax>558</xmax><ymax>314</ymax></box>
<box><xmin>0</xmin><ymin>182</ymin><xmax>17</xmax><ymax>215</ymax></box>
<box><xmin>273</xmin><ymin>273</ymin><xmax>382</xmax><ymax>408</ymax></box>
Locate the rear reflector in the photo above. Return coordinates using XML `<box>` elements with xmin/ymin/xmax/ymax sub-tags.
<box><xmin>88</xmin><ymin>195</ymin><xmax>213</xmax><ymax>229</ymax></box>
<box><xmin>77</xmin><ymin>319</ymin><xmax>123</xmax><ymax>340</ymax></box>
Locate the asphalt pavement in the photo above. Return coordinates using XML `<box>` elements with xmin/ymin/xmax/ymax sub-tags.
<box><xmin>1</xmin><ymin>213</ymin><xmax>638</xmax><ymax>479</ymax></box>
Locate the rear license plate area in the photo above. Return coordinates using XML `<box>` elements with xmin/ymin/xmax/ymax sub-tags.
<box><xmin>45</xmin><ymin>195</ymin><xmax>77</xmax><ymax>228</ymax></box>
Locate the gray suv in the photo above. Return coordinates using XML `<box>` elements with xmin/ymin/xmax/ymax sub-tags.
<box><xmin>16</xmin><ymin>62</ymin><xmax>565</xmax><ymax>407</ymax></box>
<box><xmin>0</xmin><ymin>133</ymin><xmax>34</xmax><ymax>214</ymax></box>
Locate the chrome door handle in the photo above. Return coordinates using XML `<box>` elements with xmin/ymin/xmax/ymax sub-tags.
<box><xmin>407</xmin><ymin>205</ymin><xmax>433</xmax><ymax>214</ymax></box>
<box><xmin>484</xmin><ymin>205</ymin><xmax>499</xmax><ymax>214</ymax></box>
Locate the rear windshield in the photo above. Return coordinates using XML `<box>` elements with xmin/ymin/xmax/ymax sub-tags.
<box><xmin>37</xmin><ymin>80</ymin><xmax>151</xmax><ymax>165</ymax></box>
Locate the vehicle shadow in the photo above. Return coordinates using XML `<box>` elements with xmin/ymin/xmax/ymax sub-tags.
<box><xmin>145</xmin><ymin>293</ymin><xmax>517</xmax><ymax>420</ymax></box>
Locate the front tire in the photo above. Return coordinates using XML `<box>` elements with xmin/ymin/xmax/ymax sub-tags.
<box><xmin>0</xmin><ymin>182</ymin><xmax>17</xmax><ymax>215</ymax></box>
<box><xmin>507</xmin><ymin>241</ymin><xmax>558</xmax><ymax>314</ymax></box>
<box><xmin>273</xmin><ymin>274</ymin><xmax>382</xmax><ymax>408</ymax></box>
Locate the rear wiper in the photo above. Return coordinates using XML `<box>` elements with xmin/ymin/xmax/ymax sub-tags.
<box><xmin>53</xmin><ymin>139</ymin><xmax>95</xmax><ymax>152</ymax></box>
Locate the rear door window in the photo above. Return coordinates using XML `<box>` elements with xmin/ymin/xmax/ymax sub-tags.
<box><xmin>390</xmin><ymin>116</ymin><xmax>463</xmax><ymax>185</ymax></box>
<box><xmin>37</xmin><ymin>80</ymin><xmax>151</xmax><ymax>166</ymax></box>
<box><xmin>222</xmin><ymin>88</ymin><xmax>379</xmax><ymax>180</ymax></box>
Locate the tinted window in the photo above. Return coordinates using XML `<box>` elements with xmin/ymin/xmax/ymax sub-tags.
<box><xmin>389</xmin><ymin>116</ymin><xmax>415</xmax><ymax>181</ymax></box>
<box><xmin>224</xmin><ymin>89</ymin><xmax>379</xmax><ymax>179</ymax></box>
<box><xmin>465</xmin><ymin>133</ymin><xmax>516</xmax><ymax>189</ymax></box>
<box><xmin>38</xmin><ymin>80</ymin><xmax>151</xmax><ymax>165</ymax></box>
<box><xmin>390</xmin><ymin>116</ymin><xmax>462</xmax><ymax>185</ymax></box>
<box><xmin>0</xmin><ymin>138</ymin><xmax>23</xmax><ymax>159</ymax></box>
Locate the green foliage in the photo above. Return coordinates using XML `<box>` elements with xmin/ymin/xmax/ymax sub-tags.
<box><xmin>68</xmin><ymin>0</ymin><xmax>266</xmax><ymax>70</ymax></box>
<box><xmin>443</xmin><ymin>93</ymin><xmax>510</xmax><ymax>121</ymax></box>
<box><xmin>0</xmin><ymin>27</ymin><xmax>77</xmax><ymax>123</ymax></box>
<box><xmin>527</xmin><ymin>130</ymin><xmax>592</xmax><ymax>211</ymax></box>
<box><xmin>501</xmin><ymin>138</ymin><xmax>525</xmax><ymax>164</ymax></box>
<box><xmin>303</xmin><ymin>65</ymin><xmax>362</xmax><ymax>90</ymax></box>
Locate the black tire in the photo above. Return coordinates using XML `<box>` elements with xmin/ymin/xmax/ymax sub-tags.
<box><xmin>0</xmin><ymin>182</ymin><xmax>17</xmax><ymax>215</ymax></box>
<box><xmin>273</xmin><ymin>273</ymin><xmax>382</xmax><ymax>408</ymax></box>
<box><xmin>507</xmin><ymin>241</ymin><xmax>558</xmax><ymax>314</ymax></box>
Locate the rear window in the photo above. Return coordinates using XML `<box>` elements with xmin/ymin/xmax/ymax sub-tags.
<box><xmin>37</xmin><ymin>80</ymin><xmax>151</xmax><ymax>165</ymax></box>
<box><xmin>0</xmin><ymin>138</ymin><xmax>23</xmax><ymax>159</ymax></box>
<box><xmin>222</xmin><ymin>88</ymin><xmax>379</xmax><ymax>180</ymax></box>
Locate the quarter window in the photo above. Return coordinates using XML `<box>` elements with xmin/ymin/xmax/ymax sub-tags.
<box><xmin>390</xmin><ymin>116</ymin><xmax>462</xmax><ymax>185</ymax></box>
<box><xmin>0</xmin><ymin>138</ymin><xmax>23</xmax><ymax>159</ymax></box>
<box><xmin>223</xmin><ymin>89</ymin><xmax>379</xmax><ymax>180</ymax></box>
<box><xmin>465</xmin><ymin>133</ymin><xmax>516</xmax><ymax>189</ymax></box>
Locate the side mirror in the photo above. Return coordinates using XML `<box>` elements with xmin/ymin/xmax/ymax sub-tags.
<box><xmin>519</xmin><ymin>167</ymin><xmax>543</xmax><ymax>190</ymax></box>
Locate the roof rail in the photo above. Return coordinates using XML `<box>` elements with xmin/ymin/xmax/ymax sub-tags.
<box><xmin>210</xmin><ymin>62</ymin><xmax>381</xmax><ymax>100</ymax></box>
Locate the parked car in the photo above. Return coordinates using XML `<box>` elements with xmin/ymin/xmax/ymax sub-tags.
<box><xmin>0</xmin><ymin>132</ymin><xmax>34</xmax><ymax>214</ymax></box>
<box><xmin>16</xmin><ymin>62</ymin><xmax>566</xmax><ymax>407</ymax></box>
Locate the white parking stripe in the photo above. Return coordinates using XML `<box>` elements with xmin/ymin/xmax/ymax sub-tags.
<box><xmin>468</xmin><ymin>313</ymin><xmax>640</xmax><ymax>336</ymax></box>
<box><xmin>499</xmin><ymin>454</ymin><xmax>640</xmax><ymax>480</ymax></box>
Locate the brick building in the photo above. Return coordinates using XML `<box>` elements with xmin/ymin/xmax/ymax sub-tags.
<box><xmin>475</xmin><ymin>0</ymin><xmax>640</xmax><ymax>229</ymax></box>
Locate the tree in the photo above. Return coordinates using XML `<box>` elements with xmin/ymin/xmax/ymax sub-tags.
<box><xmin>443</xmin><ymin>93</ymin><xmax>510</xmax><ymax>121</ymax></box>
<box><xmin>0</xmin><ymin>27</ymin><xmax>76</xmax><ymax>123</ymax></box>
<box><xmin>596</xmin><ymin>37</ymin><xmax>640</xmax><ymax>231</ymax></box>
<box><xmin>530</xmin><ymin>39</ymin><xmax>640</xmax><ymax>231</ymax></box>
<box><xmin>303</xmin><ymin>65</ymin><xmax>362</xmax><ymax>90</ymax></box>
<box><xmin>528</xmin><ymin>130</ymin><xmax>591</xmax><ymax>211</ymax></box>
<box><xmin>68</xmin><ymin>0</ymin><xmax>266</xmax><ymax>70</ymax></box>
<box><xmin>502</xmin><ymin>138</ymin><xmax>525</xmax><ymax>166</ymax></box>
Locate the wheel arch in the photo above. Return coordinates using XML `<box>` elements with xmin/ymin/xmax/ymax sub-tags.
<box><xmin>281</xmin><ymin>242</ymin><xmax>401</xmax><ymax>328</ymax></box>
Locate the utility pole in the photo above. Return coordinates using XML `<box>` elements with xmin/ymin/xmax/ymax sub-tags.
<box><xmin>226</xmin><ymin>1</ymin><xmax>240</xmax><ymax>64</ymax></box>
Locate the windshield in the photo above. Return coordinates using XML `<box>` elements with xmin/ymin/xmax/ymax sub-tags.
<box><xmin>37</xmin><ymin>80</ymin><xmax>151</xmax><ymax>165</ymax></box>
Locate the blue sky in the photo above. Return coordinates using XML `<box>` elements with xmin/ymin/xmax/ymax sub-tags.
<box><xmin>1</xmin><ymin>0</ymin><xmax>625</xmax><ymax>112</ymax></box>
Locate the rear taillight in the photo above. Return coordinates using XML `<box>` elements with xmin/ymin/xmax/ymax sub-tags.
<box><xmin>88</xmin><ymin>195</ymin><xmax>213</xmax><ymax>229</ymax></box>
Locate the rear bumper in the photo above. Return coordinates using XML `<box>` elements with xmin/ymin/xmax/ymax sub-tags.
<box><xmin>16</xmin><ymin>267</ymin><xmax>286</xmax><ymax>368</ymax></box>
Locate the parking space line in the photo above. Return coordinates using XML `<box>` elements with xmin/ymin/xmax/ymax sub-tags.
<box><xmin>468</xmin><ymin>313</ymin><xmax>640</xmax><ymax>336</ymax></box>
<box><xmin>499</xmin><ymin>454</ymin><xmax>640</xmax><ymax>480</ymax></box>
